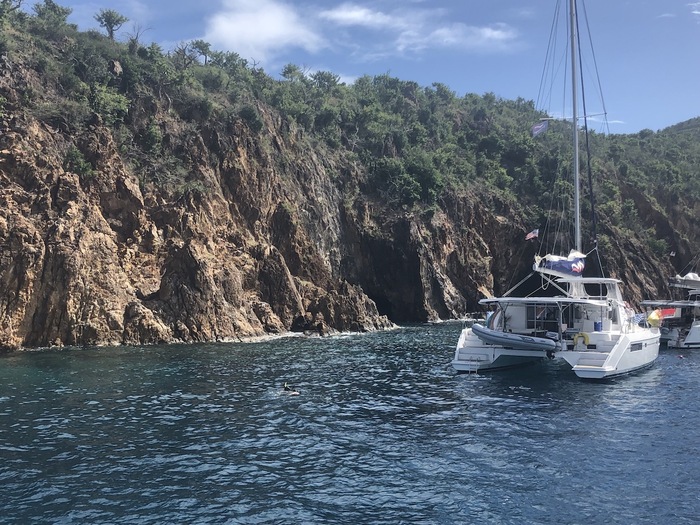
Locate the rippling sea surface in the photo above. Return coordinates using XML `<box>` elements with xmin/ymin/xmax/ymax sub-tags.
<box><xmin>1</xmin><ymin>323</ymin><xmax>699</xmax><ymax>524</ymax></box>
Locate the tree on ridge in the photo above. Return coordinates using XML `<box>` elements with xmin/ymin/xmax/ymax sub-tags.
<box><xmin>95</xmin><ymin>8</ymin><xmax>128</xmax><ymax>40</ymax></box>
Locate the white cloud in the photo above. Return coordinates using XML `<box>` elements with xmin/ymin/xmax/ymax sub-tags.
<box><xmin>319</xmin><ymin>2</ymin><xmax>518</xmax><ymax>58</ymax></box>
<box><xmin>203</xmin><ymin>0</ymin><xmax>324</xmax><ymax>64</ymax></box>
<box><xmin>319</xmin><ymin>3</ymin><xmax>410</xmax><ymax>31</ymax></box>
<box><xmin>398</xmin><ymin>22</ymin><xmax>518</xmax><ymax>53</ymax></box>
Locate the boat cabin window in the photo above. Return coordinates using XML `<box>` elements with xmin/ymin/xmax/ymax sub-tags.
<box><xmin>526</xmin><ymin>304</ymin><xmax>573</xmax><ymax>332</ymax></box>
<box><xmin>583</xmin><ymin>282</ymin><xmax>609</xmax><ymax>299</ymax></box>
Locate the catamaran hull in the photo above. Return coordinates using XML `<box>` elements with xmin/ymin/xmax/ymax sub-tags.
<box><xmin>557</xmin><ymin>333</ymin><xmax>660</xmax><ymax>380</ymax></box>
<box><xmin>571</xmin><ymin>358</ymin><xmax>656</xmax><ymax>380</ymax></box>
<box><xmin>452</xmin><ymin>350</ymin><xmax>543</xmax><ymax>373</ymax></box>
<box><xmin>451</xmin><ymin>326</ymin><xmax>550</xmax><ymax>373</ymax></box>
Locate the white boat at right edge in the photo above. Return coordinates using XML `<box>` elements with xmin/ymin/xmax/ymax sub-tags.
<box><xmin>451</xmin><ymin>0</ymin><xmax>660</xmax><ymax>379</ymax></box>
<box><xmin>642</xmin><ymin>272</ymin><xmax>700</xmax><ymax>350</ymax></box>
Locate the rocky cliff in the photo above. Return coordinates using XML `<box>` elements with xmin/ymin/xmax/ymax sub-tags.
<box><xmin>0</xmin><ymin>48</ymin><xmax>686</xmax><ymax>351</ymax></box>
<box><xmin>0</xmin><ymin>49</ymin><xmax>388</xmax><ymax>348</ymax></box>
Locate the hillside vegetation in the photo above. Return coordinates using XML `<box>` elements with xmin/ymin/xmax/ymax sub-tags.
<box><xmin>0</xmin><ymin>0</ymin><xmax>698</xmax><ymax>349</ymax></box>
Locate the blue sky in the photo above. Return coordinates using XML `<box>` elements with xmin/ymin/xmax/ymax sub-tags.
<box><xmin>55</xmin><ymin>0</ymin><xmax>700</xmax><ymax>134</ymax></box>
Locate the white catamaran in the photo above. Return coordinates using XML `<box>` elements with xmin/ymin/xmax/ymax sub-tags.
<box><xmin>452</xmin><ymin>0</ymin><xmax>660</xmax><ymax>379</ymax></box>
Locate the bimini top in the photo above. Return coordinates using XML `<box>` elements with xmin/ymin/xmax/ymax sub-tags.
<box><xmin>556</xmin><ymin>277</ymin><xmax>623</xmax><ymax>285</ymax></box>
<box><xmin>640</xmin><ymin>299</ymin><xmax>700</xmax><ymax>308</ymax></box>
<box><xmin>479</xmin><ymin>296</ymin><xmax>609</xmax><ymax>308</ymax></box>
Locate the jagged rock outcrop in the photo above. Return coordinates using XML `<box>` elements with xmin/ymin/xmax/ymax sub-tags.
<box><xmin>0</xmin><ymin>52</ymin><xmax>398</xmax><ymax>349</ymax></box>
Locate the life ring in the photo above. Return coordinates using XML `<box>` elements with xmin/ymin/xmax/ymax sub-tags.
<box><xmin>573</xmin><ymin>332</ymin><xmax>590</xmax><ymax>347</ymax></box>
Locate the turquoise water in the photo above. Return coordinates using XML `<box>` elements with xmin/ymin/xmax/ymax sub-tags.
<box><xmin>1</xmin><ymin>323</ymin><xmax>698</xmax><ymax>524</ymax></box>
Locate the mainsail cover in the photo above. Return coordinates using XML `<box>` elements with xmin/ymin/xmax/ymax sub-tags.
<box><xmin>534</xmin><ymin>250</ymin><xmax>586</xmax><ymax>278</ymax></box>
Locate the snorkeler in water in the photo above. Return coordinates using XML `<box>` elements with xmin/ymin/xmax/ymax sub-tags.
<box><xmin>283</xmin><ymin>382</ymin><xmax>300</xmax><ymax>395</ymax></box>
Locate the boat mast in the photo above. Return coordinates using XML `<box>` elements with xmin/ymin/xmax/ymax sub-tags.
<box><xmin>570</xmin><ymin>0</ymin><xmax>581</xmax><ymax>252</ymax></box>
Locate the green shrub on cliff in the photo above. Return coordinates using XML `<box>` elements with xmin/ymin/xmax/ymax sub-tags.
<box><xmin>88</xmin><ymin>83</ymin><xmax>129</xmax><ymax>126</ymax></box>
<box><xmin>238</xmin><ymin>104</ymin><xmax>263</xmax><ymax>133</ymax></box>
<box><xmin>63</xmin><ymin>145</ymin><xmax>94</xmax><ymax>179</ymax></box>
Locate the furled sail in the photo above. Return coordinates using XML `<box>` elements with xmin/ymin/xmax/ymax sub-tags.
<box><xmin>534</xmin><ymin>250</ymin><xmax>586</xmax><ymax>278</ymax></box>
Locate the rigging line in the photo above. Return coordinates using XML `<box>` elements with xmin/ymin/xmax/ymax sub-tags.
<box><xmin>562</xmin><ymin>0</ymin><xmax>572</xmax><ymax>130</ymax></box>
<box><xmin>505</xmin><ymin>241</ymin><xmax>531</xmax><ymax>293</ymax></box>
<box><xmin>582</xmin><ymin>122</ymin><xmax>598</xmax><ymax>253</ymax></box>
<box><xmin>540</xmin><ymin>154</ymin><xmax>571</xmax><ymax>259</ymax></box>
<box><xmin>579</xmin><ymin>236</ymin><xmax>605</xmax><ymax>279</ymax></box>
<box><xmin>575</xmin><ymin>24</ymin><xmax>598</xmax><ymax>247</ymax></box>
<box><xmin>679</xmin><ymin>252</ymin><xmax>700</xmax><ymax>275</ymax></box>
<box><xmin>539</xmin><ymin>151</ymin><xmax>562</xmax><ymax>256</ymax></box>
<box><xmin>502</xmin><ymin>270</ymin><xmax>536</xmax><ymax>298</ymax></box>
<box><xmin>536</xmin><ymin>0</ymin><xmax>562</xmax><ymax>112</ymax></box>
<box><xmin>529</xmin><ymin>274</ymin><xmax>569</xmax><ymax>297</ymax></box>
<box><xmin>594</xmin><ymin>244</ymin><xmax>606</xmax><ymax>279</ymax></box>
<box><xmin>547</xmin><ymin>159</ymin><xmax>571</xmax><ymax>258</ymax></box>
<box><xmin>580</xmin><ymin>0</ymin><xmax>610</xmax><ymax>134</ymax></box>
<box><xmin>558</xmin><ymin>166</ymin><xmax>569</xmax><ymax>255</ymax></box>
<box><xmin>555</xmin><ymin>192</ymin><xmax>569</xmax><ymax>255</ymax></box>
<box><xmin>546</xmin><ymin>192</ymin><xmax>559</xmax><ymax>256</ymax></box>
